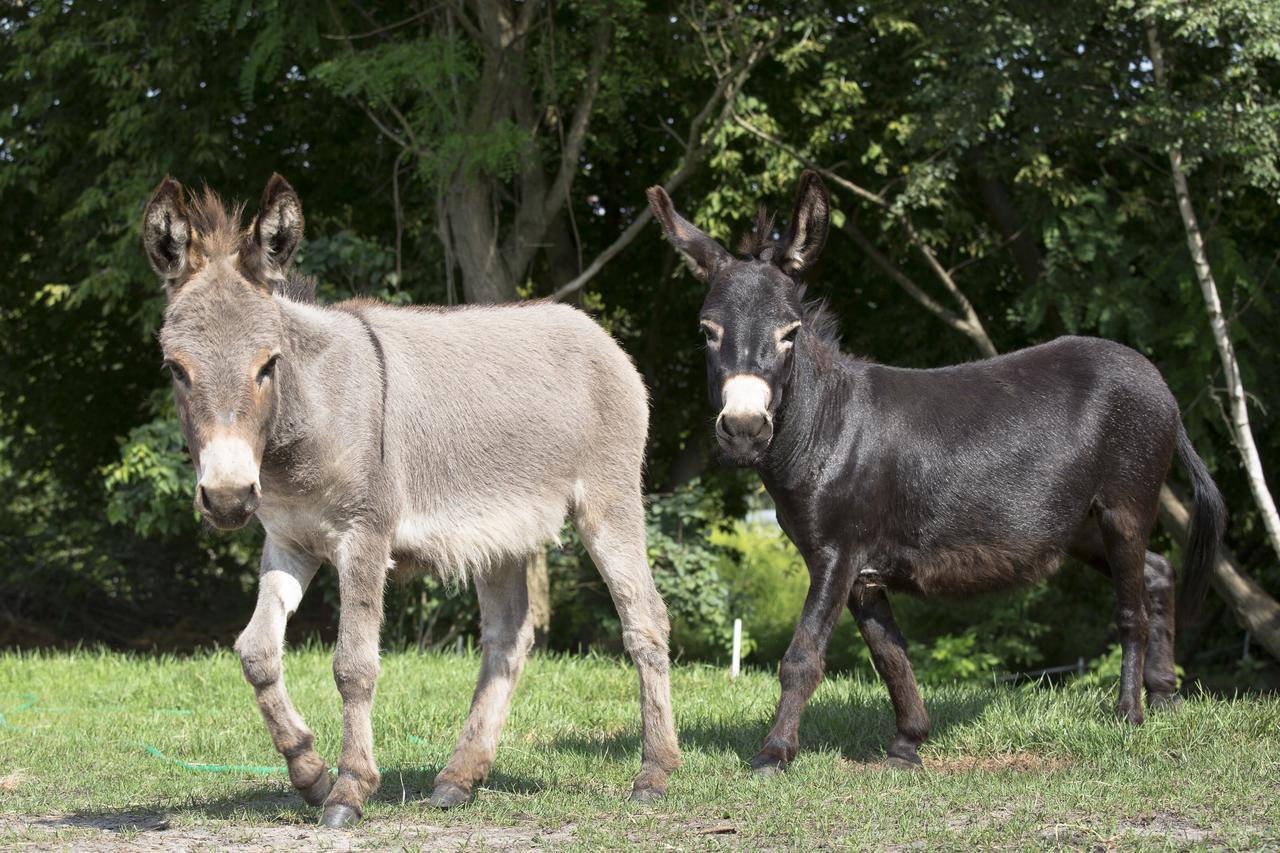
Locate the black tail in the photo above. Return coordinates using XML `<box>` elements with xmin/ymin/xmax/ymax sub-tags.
<box><xmin>1174</xmin><ymin>423</ymin><xmax>1226</xmax><ymax>627</ymax></box>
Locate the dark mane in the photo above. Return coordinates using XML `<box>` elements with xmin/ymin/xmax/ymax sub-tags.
<box><xmin>737</xmin><ymin>206</ymin><xmax>778</xmax><ymax>260</ymax></box>
<box><xmin>187</xmin><ymin>187</ymin><xmax>246</xmax><ymax>261</ymax></box>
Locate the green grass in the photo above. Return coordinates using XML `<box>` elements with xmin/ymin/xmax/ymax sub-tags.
<box><xmin>1</xmin><ymin>649</ymin><xmax>1277</xmax><ymax>849</ymax></box>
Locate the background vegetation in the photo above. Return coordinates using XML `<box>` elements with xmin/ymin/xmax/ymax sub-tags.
<box><xmin>2</xmin><ymin>0</ymin><xmax>1278</xmax><ymax>689</ymax></box>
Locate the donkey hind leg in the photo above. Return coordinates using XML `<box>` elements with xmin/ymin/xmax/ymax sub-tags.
<box><xmin>750</xmin><ymin>554</ymin><xmax>857</xmax><ymax>775</ymax></box>
<box><xmin>320</xmin><ymin>538</ymin><xmax>389</xmax><ymax>829</ymax></box>
<box><xmin>1143</xmin><ymin>551</ymin><xmax>1181</xmax><ymax>711</ymax></box>
<box><xmin>234</xmin><ymin>538</ymin><xmax>330</xmax><ymax>807</ymax></box>
<box><xmin>575</xmin><ymin>492</ymin><xmax>681</xmax><ymax>802</ymax></box>
<box><xmin>1098</xmin><ymin>508</ymin><xmax>1151</xmax><ymax>726</ymax></box>
<box><xmin>849</xmin><ymin>581</ymin><xmax>930</xmax><ymax>770</ymax></box>
<box><xmin>428</xmin><ymin>558</ymin><xmax>535</xmax><ymax>809</ymax></box>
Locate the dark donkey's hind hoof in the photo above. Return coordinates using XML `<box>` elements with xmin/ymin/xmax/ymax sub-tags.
<box><xmin>426</xmin><ymin>782</ymin><xmax>471</xmax><ymax>809</ymax></box>
<box><xmin>885</xmin><ymin>755</ymin><xmax>924</xmax><ymax>772</ymax></box>
<box><xmin>320</xmin><ymin>803</ymin><xmax>360</xmax><ymax>829</ymax></box>
<box><xmin>1148</xmin><ymin>692</ymin><xmax>1183</xmax><ymax>712</ymax></box>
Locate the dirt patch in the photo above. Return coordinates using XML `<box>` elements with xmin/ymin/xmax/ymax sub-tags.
<box><xmin>843</xmin><ymin>752</ymin><xmax>1073</xmax><ymax>774</ymax></box>
<box><xmin>0</xmin><ymin>813</ymin><xmax>578</xmax><ymax>851</ymax></box>
<box><xmin>1039</xmin><ymin>812</ymin><xmax>1213</xmax><ymax>846</ymax></box>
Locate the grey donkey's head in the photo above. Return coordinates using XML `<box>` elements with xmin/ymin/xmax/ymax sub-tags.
<box><xmin>143</xmin><ymin>174</ymin><xmax>309</xmax><ymax>530</ymax></box>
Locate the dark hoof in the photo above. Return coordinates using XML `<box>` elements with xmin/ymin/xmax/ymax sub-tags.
<box><xmin>749</xmin><ymin>752</ymin><xmax>788</xmax><ymax>775</ymax></box>
<box><xmin>628</xmin><ymin>786</ymin><xmax>665</xmax><ymax>804</ymax></box>
<box><xmin>1115</xmin><ymin>701</ymin><xmax>1144</xmax><ymax>726</ymax></box>
<box><xmin>300</xmin><ymin>772</ymin><xmax>332</xmax><ymax>807</ymax></box>
<box><xmin>886</xmin><ymin>755</ymin><xmax>923</xmax><ymax>772</ymax></box>
<box><xmin>1148</xmin><ymin>692</ymin><xmax>1183</xmax><ymax>712</ymax></box>
<box><xmin>320</xmin><ymin>803</ymin><xmax>360</xmax><ymax>829</ymax></box>
<box><xmin>426</xmin><ymin>782</ymin><xmax>471</xmax><ymax>809</ymax></box>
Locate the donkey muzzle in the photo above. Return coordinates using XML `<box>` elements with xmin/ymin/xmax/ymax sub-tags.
<box><xmin>715</xmin><ymin>374</ymin><xmax>774</xmax><ymax>464</ymax></box>
<box><xmin>196</xmin><ymin>435</ymin><xmax>262</xmax><ymax>529</ymax></box>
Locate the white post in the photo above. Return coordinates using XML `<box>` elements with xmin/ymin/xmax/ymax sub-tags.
<box><xmin>731</xmin><ymin>618</ymin><xmax>742</xmax><ymax>679</ymax></box>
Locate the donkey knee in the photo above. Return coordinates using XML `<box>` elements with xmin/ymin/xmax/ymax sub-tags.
<box><xmin>779</xmin><ymin>646</ymin><xmax>823</xmax><ymax>696</ymax></box>
<box><xmin>235</xmin><ymin>633</ymin><xmax>281</xmax><ymax>688</ymax></box>
<box><xmin>622</xmin><ymin>624</ymin><xmax>671</xmax><ymax>671</ymax></box>
<box><xmin>333</xmin><ymin>659</ymin><xmax>379</xmax><ymax>702</ymax></box>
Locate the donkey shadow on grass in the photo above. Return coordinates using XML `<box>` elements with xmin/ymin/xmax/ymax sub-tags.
<box><xmin>547</xmin><ymin>685</ymin><xmax>997</xmax><ymax>769</ymax></box>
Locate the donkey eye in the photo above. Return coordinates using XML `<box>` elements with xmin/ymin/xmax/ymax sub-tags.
<box><xmin>699</xmin><ymin>321</ymin><xmax>722</xmax><ymax>346</ymax></box>
<box><xmin>257</xmin><ymin>354</ymin><xmax>280</xmax><ymax>386</ymax></box>
<box><xmin>776</xmin><ymin>322</ymin><xmax>802</xmax><ymax>351</ymax></box>
<box><xmin>163</xmin><ymin>359</ymin><xmax>190</xmax><ymax>388</ymax></box>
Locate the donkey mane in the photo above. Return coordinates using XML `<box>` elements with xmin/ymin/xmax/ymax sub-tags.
<box><xmin>187</xmin><ymin>187</ymin><xmax>247</xmax><ymax>262</ymax></box>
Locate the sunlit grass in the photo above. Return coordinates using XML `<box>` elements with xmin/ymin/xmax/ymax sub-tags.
<box><xmin>1</xmin><ymin>648</ymin><xmax>1277</xmax><ymax>847</ymax></box>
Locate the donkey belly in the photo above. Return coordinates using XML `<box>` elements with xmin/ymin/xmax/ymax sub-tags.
<box><xmin>391</xmin><ymin>494</ymin><xmax>570</xmax><ymax>584</ymax></box>
<box><xmin>879</xmin><ymin>540</ymin><xmax>1067</xmax><ymax>599</ymax></box>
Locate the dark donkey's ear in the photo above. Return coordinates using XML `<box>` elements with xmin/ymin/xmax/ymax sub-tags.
<box><xmin>646</xmin><ymin>185</ymin><xmax>730</xmax><ymax>283</ymax></box>
<box><xmin>778</xmin><ymin>170</ymin><xmax>829</xmax><ymax>275</ymax></box>
<box><xmin>248</xmin><ymin>173</ymin><xmax>304</xmax><ymax>275</ymax></box>
<box><xmin>143</xmin><ymin>176</ymin><xmax>196</xmax><ymax>288</ymax></box>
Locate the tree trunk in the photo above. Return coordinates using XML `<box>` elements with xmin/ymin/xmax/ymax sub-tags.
<box><xmin>1147</xmin><ymin>22</ymin><xmax>1280</xmax><ymax>565</ymax></box>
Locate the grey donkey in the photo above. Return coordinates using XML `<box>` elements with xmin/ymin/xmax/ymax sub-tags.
<box><xmin>142</xmin><ymin>174</ymin><xmax>680</xmax><ymax>828</ymax></box>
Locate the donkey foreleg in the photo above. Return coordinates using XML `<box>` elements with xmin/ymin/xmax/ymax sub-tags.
<box><xmin>848</xmin><ymin>581</ymin><xmax>930</xmax><ymax>769</ymax></box>
<box><xmin>428</xmin><ymin>559</ymin><xmax>535</xmax><ymax>809</ymax></box>
<box><xmin>321</xmin><ymin>539</ymin><xmax>388</xmax><ymax>829</ymax></box>
<box><xmin>234</xmin><ymin>539</ymin><xmax>329</xmax><ymax>806</ymax></box>
<box><xmin>751</xmin><ymin>554</ymin><xmax>856</xmax><ymax>774</ymax></box>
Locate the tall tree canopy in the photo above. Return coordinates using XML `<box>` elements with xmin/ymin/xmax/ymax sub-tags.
<box><xmin>1</xmin><ymin>0</ymin><xmax>1276</xmax><ymax>680</ymax></box>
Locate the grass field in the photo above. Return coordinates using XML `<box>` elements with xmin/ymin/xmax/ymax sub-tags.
<box><xmin>0</xmin><ymin>648</ymin><xmax>1277</xmax><ymax>849</ymax></box>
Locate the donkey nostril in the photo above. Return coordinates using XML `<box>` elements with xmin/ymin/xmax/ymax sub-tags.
<box><xmin>197</xmin><ymin>486</ymin><xmax>211</xmax><ymax>512</ymax></box>
<box><xmin>717</xmin><ymin>414</ymin><xmax>737</xmax><ymax>438</ymax></box>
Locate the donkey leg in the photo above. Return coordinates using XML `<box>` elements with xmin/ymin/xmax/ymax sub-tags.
<box><xmin>849</xmin><ymin>581</ymin><xmax>930</xmax><ymax>769</ymax></box>
<box><xmin>1099</xmin><ymin>509</ymin><xmax>1150</xmax><ymax>726</ymax></box>
<box><xmin>1143</xmin><ymin>551</ymin><xmax>1181</xmax><ymax>711</ymax></box>
<box><xmin>234</xmin><ymin>538</ymin><xmax>330</xmax><ymax>807</ymax></box>
<box><xmin>750</xmin><ymin>554</ymin><xmax>856</xmax><ymax>774</ymax></box>
<box><xmin>576</xmin><ymin>495</ymin><xmax>681</xmax><ymax>803</ymax></box>
<box><xmin>428</xmin><ymin>559</ymin><xmax>535</xmax><ymax>809</ymax></box>
<box><xmin>320</xmin><ymin>541</ymin><xmax>388</xmax><ymax>829</ymax></box>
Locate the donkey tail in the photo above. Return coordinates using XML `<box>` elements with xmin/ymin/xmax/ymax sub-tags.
<box><xmin>1174</xmin><ymin>422</ymin><xmax>1226</xmax><ymax>628</ymax></box>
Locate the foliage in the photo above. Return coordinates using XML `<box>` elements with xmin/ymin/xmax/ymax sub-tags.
<box><xmin>0</xmin><ymin>0</ymin><xmax>1277</xmax><ymax>690</ymax></box>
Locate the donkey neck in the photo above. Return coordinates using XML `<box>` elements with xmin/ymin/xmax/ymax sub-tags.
<box><xmin>259</xmin><ymin>297</ymin><xmax>377</xmax><ymax>485</ymax></box>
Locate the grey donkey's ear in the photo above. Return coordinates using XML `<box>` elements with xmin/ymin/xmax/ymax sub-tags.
<box><xmin>143</xmin><ymin>176</ymin><xmax>196</xmax><ymax>288</ymax></box>
<box><xmin>778</xmin><ymin>170</ymin><xmax>829</xmax><ymax>275</ymax></box>
<box><xmin>250</xmin><ymin>173</ymin><xmax>304</xmax><ymax>272</ymax></box>
<box><xmin>646</xmin><ymin>185</ymin><xmax>730</xmax><ymax>283</ymax></box>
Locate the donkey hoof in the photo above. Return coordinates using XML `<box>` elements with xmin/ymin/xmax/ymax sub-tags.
<box><xmin>320</xmin><ymin>804</ymin><xmax>360</xmax><ymax>829</ymax></box>
<box><xmin>426</xmin><ymin>782</ymin><xmax>471</xmax><ymax>809</ymax></box>
<box><xmin>1148</xmin><ymin>692</ymin><xmax>1183</xmax><ymax>712</ymax></box>
<box><xmin>749</xmin><ymin>754</ymin><xmax>788</xmax><ymax>776</ymax></box>
<box><xmin>1115</xmin><ymin>701</ymin><xmax>1144</xmax><ymax>726</ymax></box>
<box><xmin>628</xmin><ymin>785</ymin><xmax>666</xmax><ymax>804</ymax></box>
<box><xmin>300</xmin><ymin>772</ymin><xmax>332</xmax><ymax>807</ymax></box>
<box><xmin>885</xmin><ymin>755</ymin><xmax>923</xmax><ymax>772</ymax></box>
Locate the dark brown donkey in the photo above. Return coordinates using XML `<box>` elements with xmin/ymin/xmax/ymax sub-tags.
<box><xmin>143</xmin><ymin>175</ymin><xmax>679</xmax><ymax>827</ymax></box>
<box><xmin>647</xmin><ymin>171</ymin><xmax>1225</xmax><ymax>772</ymax></box>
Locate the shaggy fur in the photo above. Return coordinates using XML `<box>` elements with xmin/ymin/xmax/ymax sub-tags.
<box><xmin>648</xmin><ymin>170</ymin><xmax>1225</xmax><ymax>774</ymax></box>
<box><xmin>143</xmin><ymin>175</ymin><xmax>680</xmax><ymax>827</ymax></box>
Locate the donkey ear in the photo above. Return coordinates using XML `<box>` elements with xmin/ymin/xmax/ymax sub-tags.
<box><xmin>142</xmin><ymin>176</ymin><xmax>194</xmax><ymax>286</ymax></box>
<box><xmin>251</xmin><ymin>173</ymin><xmax>304</xmax><ymax>271</ymax></box>
<box><xmin>646</xmin><ymin>185</ymin><xmax>730</xmax><ymax>282</ymax></box>
<box><xmin>778</xmin><ymin>170</ymin><xmax>829</xmax><ymax>275</ymax></box>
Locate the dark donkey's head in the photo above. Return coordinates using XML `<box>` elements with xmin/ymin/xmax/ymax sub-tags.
<box><xmin>143</xmin><ymin>174</ymin><xmax>310</xmax><ymax>529</ymax></box>
<box><xmin>647</xmin><ymin>172</ymin><xmax>830</xmax><ymax>465</ymax></box>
